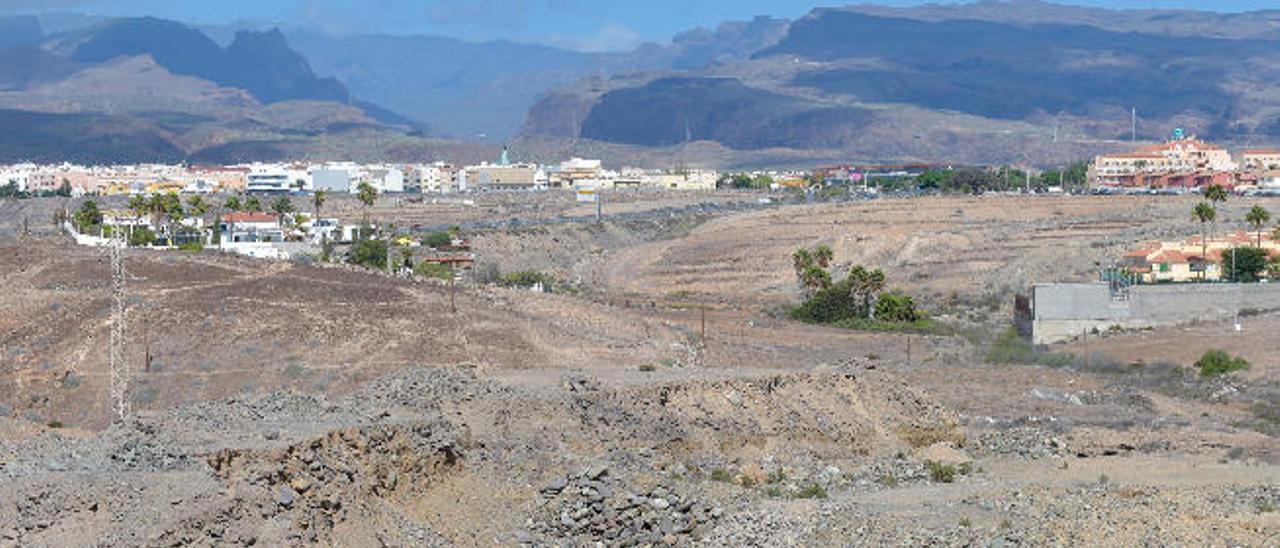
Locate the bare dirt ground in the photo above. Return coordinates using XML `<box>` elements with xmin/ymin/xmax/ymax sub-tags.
<box><xmin>2</xmin><ymin>194</ymin><xmax>1278</xmax><ymax>546</ymax></box>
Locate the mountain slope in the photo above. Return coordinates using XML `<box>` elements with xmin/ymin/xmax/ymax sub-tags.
<box><xmin>523</xmin><ymin>4</ymin><xmax>1280</xmax><ymax>165</ymax></box>
<box><xmin>285</xmin><ymin>17</ymin><xmax>787</xmax><ymax>141</ymax></box>
<box><xmin>69</xmin><ymin>18</ymin><xmax>348</xmax><ymax>105</ymax></box>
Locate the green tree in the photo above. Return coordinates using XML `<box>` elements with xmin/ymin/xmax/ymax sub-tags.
<box><xmin>414</xmin><ymin>261</ymin><xmax>453</xmax><ymax>281</ymax></box>
<box><xmin>422</xmin><ymin>231</ymin><xmax>453</xmax><ymax>249</ymax></box>
<box><xmin>128</xmin><ymin>194</ymin><xmax>149</xmax><ymax>218</ymax></box>
<box><xmin>847</xmin><ymin>265</ymin><xmax>887</xmax><ymax>317</ymax></box>
<box><xmin>792</xmin><ymin>246</ymin><xmax>834</xmax><ymax>298</ymax></box>
<box><xmin>312</xmin><ymin>189</ymin><xmax>328</xmax><ymax>219</ymax></box>
<box><xmin>347</xmin><ymin>238</ymin><xmax>388</xmax><ymax>270</ymax></box>
<box><xmin>1192</xmin><ymin>202</ymin><xmax>1216</xmax><ymax>280</ymax></box>
<box><xmin>1246</xmin><ymin>205</ymin><xmax>1271</xmax><ymax>248</ymax></box>
<box><xmin>223</xmin><ymin>195</ymin><xmax>243</xmax><ymax>212</ymax></box>
<box><xmin>271</xmin><ymin>196</ymin><xmax>295</xmax><ymax>228</ymax></box>
<box><xmin>1203</xmin><ymin>183</ymin><xmax>1228</xmax><ymax>204</ymax></box>
<box><xmin>1222</xmin><ymin>247</ymin><xmax>1269</xmax><ymax>283</ymax></box>
<box><xmin>244</xmin><ymin>196</ymin><xmax>262</xmax><ymax>212</ymax></box>
<box><xmin>73</xmin><ymin>200</ymin><xmax>102</xmax><ymax>232</ymax></box>
<box><xmin>148</xmin><ymin>192</ymin><xmax>184</xmax><ymax>239</ymax></box>
<box><xmin>356</xmin><ymin>181</ymin><xmax>377</xmax><ymax>225</ymax></box>
<box><xmin>875</xmin><ymin>291</ymin><xmax>921</xmax><ymax>323</ymax></box>
<box><xmin>915</xmin><ymin>170</ymin><xmax>954</xmax><ymax>191</ymax></box>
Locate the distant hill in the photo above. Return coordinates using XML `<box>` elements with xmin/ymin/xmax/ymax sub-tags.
<box><xmin>0</xmin><ymin>16</ymin><xmax>452</xmax><ymax>163</ymax></box>
<box><xmin>69</xmin><ymin>18</ymin><xmax>348</xmax><ymax>105</ymax></box>
<box><xmin>284</xmin><ymin>16</ymin><xmax>787</xmax><ymax>141</ymax></box>
<box><xmin>522</xmin><ymin>3</ymin><xmax>1280</xmax><ymax>166</ymax></box>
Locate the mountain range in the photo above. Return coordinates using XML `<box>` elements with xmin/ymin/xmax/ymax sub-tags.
<box><xmin>6</xmin><ymin>2</ymin><xmax>1280</xmax><ymax>167</ymax></box>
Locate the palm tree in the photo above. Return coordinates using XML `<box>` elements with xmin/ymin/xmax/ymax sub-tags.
<box><xmin>848</xmin><ymin>266</ymin><xmax>886</xmax><ymax>317</ymax></box>
<box><xmin>271</xmin><ymin>196</ymin><xmax>294</xmax><ymax>228</ymax></box>
<box><xmin>1246</xmin><ymin>205</ymin><xmax>1271</xmax><ymax>248</ymax></box>
<box><xmin>1193</xmin><ymin>202</ymin><xmax>1217</xmax><ymax>280</ymax></box>
<box><xmin>1204</xmin><ymin>183</ymin><xmax>1228</xmax><ymax>205</ymax></box>
<box><xmin>312</xmin><ymin>189</ymin><xmax>328</xmax><ymax>220</ymax></box>
<box><xmin>186</xmin><ymin>195</ymin><xmax>209</xmax><ymax>243</ymax></box>
<box><xmin>356</xmin><ymin>181</ymin><xmax>377</xmax><ymax>227</ymax></box>
<box><xmin>813</xmin><ymin>244</ymin><xmax>833</xmax><ymax>269</ymax></box>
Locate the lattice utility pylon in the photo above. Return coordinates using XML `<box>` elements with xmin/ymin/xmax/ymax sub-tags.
<box><xmin>108</xmin><ymin>232</ymin><xmax>130</xmax><ymax>422</ymax></box>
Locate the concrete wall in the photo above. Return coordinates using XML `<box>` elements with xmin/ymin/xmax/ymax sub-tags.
<box><xmin>1032</xmin><ymin>282</ymin><xmax>1280</xmax><ymax>344</ymax></box>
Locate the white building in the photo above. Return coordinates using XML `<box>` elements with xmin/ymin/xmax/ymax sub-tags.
<box><xmin>246</xmin><ymin>164</ymin><xmax>309</xmax><ymax>193</ymax></box>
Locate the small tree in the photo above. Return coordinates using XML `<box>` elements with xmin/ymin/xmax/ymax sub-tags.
<box><xmin>1196</xmin><ymin>349</ymin><xmax>1249</xmax><ymax>378</ymax></box>
<box><xmin>1246</xmin><ymin>205</ymin><xmax>1271</xmax><ymax>247</ymax></box>
<box><xmin>1222</xmin><ymin>247</ymin><xmax>1269</xmax><ymax>282</ymax></box>
<box><xmin>347</xmin><ymin>238</ymin><xmax>388</xmax><ymax>270</ymax></box>
<box><xmin>244</xmin><ymin>196</ymin><xmax>262</xmax><ymax>212</ymax></box>
<box><xmin>422</xmin><ymin>231</ymin><xmax>453</xmax><ymax>249</ymax></box>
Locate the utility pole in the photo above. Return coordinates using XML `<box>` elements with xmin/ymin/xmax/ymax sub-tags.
<box><xmin>700</xmin><ymin>307</ymin><xmax>706</xmax><ymax>344</ymax></box>
<box><xmin>109</xmin><ymin>232</ymin><xmax>130</xmax><ymax>422</ymax></box>
<box><xmin>906</xmin><ymin>334</ymin><xmax>911</xmax><ymax>367</ymax></box>
<box><xmin>449</xmin><ymin>275</ymin><xmax>457</xmax><ymax>314</ymax></box>
<box><xmin>596</xmin><ymin>187</ymin><xmax>603</xmax><ymax>223</ymax></box>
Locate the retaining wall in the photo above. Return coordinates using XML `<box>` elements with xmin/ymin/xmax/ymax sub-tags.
<box><xmin>1031</xmin><ymin>282</ymin><xmax>1280</xmax><ymax>344</ymax></box>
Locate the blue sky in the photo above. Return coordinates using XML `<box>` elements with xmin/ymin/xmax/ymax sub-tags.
<box><xmin>12</xmin><ymin>1</ymin><xmax>1280</xmax><ymax>51</ymax></box>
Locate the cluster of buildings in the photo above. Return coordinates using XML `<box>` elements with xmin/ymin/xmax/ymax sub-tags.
<box><xmin>1089</xmin><ymin>132</ymin><xmax>1280</xmax><ymax>192</ymax></box>
<box><xmin>1120</xmin><ymin>231</ymin><xmax>1278</xmax><ymax>283</ymax></box>
<box><xmin>2</xmin><ymin>150</ymin><xmax>720</xmax><ymax>197</ymax></box>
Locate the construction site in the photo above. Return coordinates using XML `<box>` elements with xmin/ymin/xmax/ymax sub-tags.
<box><xmin>1</xmin><ymin>190</ymin><xmax>1279</xmax><ymax>546</ymax></box>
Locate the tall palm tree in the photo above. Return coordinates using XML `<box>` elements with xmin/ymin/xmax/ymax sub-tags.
<box><xmin>1193</xmin><ymin>202</ymin><xmax>1217</xmax><ymax>280</ymax></box>
<box><xmin>1204</xmin><ymin>183</ymin><xmax>1228</xmax><ymax>205</ymax></box>
<box><xmin>1246</xmin><ymin>205</ymin><xmax>1271</xmax><ymax>248</ymax></box>
<box><xmin>356</xmin><ymin>181</ymin><xmax>377</xmax><ymax>227</ymax></box>
<box><xmin>313</xmin><ymin>189</ymin><xmax>327</xmax><ymax>220</ymax></box>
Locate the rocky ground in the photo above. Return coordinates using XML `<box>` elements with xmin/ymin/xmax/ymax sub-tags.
<box><xmin>2</xmin><ymin>194</ymin><xmax>1279</xmax><ymax>546</ymax></box>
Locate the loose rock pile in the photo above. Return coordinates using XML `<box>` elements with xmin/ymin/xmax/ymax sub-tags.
<box><xmin>532</xmin><ymin>465</ymin><xmax>722</xmax><ymax>545</ymax></box>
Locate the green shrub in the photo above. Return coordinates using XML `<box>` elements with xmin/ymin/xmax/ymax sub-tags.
<box><xmin>126</xmin><ymin>227</ymin><xmax>157</xmax><ymax>247</ymax></box>
<box><xmin>791</xmin><ymin>277</ymin><xmax>861</xmax><ymax>324</ymax></box>
<box><xmin>709</xmin><ymin>468</ymin><xmax>733</xmax><ymax>483</ymax></box>
<box><xmin>926</xmin><ymin>461</ymin><xmax>957</xmax><ymax>483</ymax></box>
<box><xmin>879</xmin><ymin>474</ymin><xmax>898</xmax><ymax>487</ymax></box>
<box><xmin>875</xmin><ymin>291</ymin><xmax>921</xmax><ymax>323</ymax></box>
<box><xmin>1196</xmin><ymin>349</ymin><xmax>1250</xmax><ymax>378</ymax></box>
<box><xmin>421</xmin><ymin>231</ymin><xmax>453</xmax><ymax>248</ymax></box>
<box><xmin>178</xmin><ymin>242</ymin><xmax>203</xmax><ymax>252</ymax></box>
<box><xmin>348</xmin><ymin>239</ymin><xmax>388</xmax><ymax>270</ymax></box>
<box><xmin>793</xmin><ymin>484</ymin><xmax>828</xmax><ymax>499</ymax></box>
<box><xmin>414</xmin><ymin>261</ymin><xmax>453</xmax><ymax>281</ymax></box>
<box><xmin>638</xmin><ymin>363</ymin><xmax>656</xmax><ymax>373</ymax></box>
<box><xmin>502</xmin><ymin>270</ymin><xmax>556</xmax><ymax>289</ymax></box>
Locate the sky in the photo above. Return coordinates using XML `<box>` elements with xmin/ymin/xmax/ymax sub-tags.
<box><xmin>8</xmin><ymin>0</ymin><xmax>1280</xmax><ymax>51</ymax></box>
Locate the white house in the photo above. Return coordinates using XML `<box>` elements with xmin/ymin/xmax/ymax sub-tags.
<box><xmin>220</xmin><ymin>212</ymin><xmax>284</xmax><ymax>243</ymax></box>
